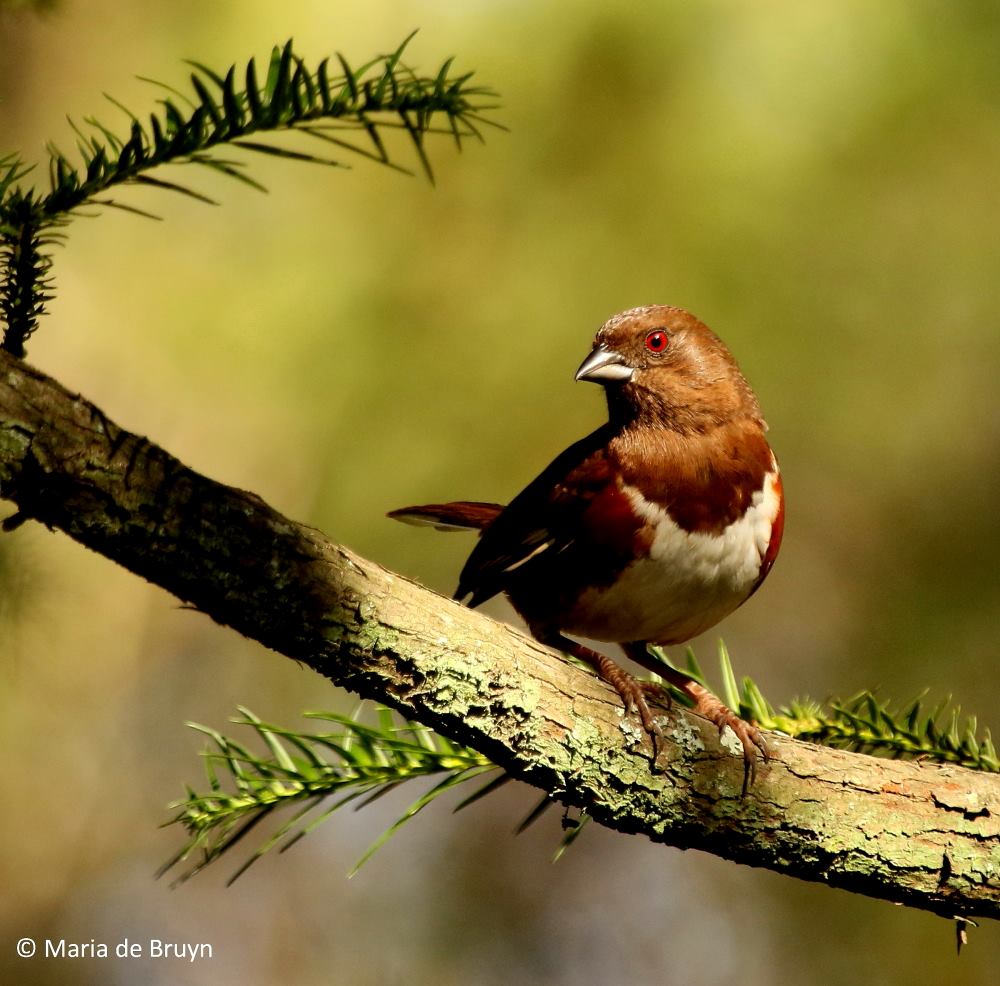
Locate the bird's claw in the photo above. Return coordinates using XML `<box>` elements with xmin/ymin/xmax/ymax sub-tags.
<box><xmin>638</xmin><ymin>679</ymin><xmax>673</xmax><ymax>710</ymax></box>
<box><xmin>595</xmin><ymin>657</ymin><xmax>664</xmax><ymax>745</ymax></box>
<box><xmin>695</xmin><ymin>694</ymin><xmax>770</xmax><ymax>795</ymax></box>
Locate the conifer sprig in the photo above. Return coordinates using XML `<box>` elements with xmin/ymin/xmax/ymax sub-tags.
<box><xmin>34</xmin><ymin>35</ymin><xmax>497</xmax><ymax>220</ymax></box>
<box><xmin>649</xmin><ymin>642</ymin><xmax>999</xmax><ymax>772</ymax></box>
<box><xmin>160</xmin><ymin>706</ymin><xmax>497</xmax><ymax>886</ymax></box>
<box><xmin>0</xmin><ymin>37</ymin><xmax>499</xmax><ymax>356</ymax></box>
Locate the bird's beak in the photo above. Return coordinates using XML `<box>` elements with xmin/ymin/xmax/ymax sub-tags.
<box><xmin>574</xmin><ymin>344</ymin><xmax>635</xmax><ymax>384</ymax></box>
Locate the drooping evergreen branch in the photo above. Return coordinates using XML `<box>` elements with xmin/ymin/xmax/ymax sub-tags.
<box><xmin>161</xmin><ymin>706</ymin><xmax>498</xmax><ymax>885</ymax></box>
<box><xmin>0</xmin><ymin>38</ymin><xmax>499</xmax><ymax>355</ymax></box>
<box><xmin>34</xmin><ymin>35</ymin><xmax>497</xmax><ymax>221</ymax></box>
<box><xmin>163</xmin><ymin>703</ymin><xmax>594</xmax><ymax>885</ymax></box>
<box><xmin>1</xmin><ymin>351</ymin><xmax>998</xmax><ymax>921</ymax></box>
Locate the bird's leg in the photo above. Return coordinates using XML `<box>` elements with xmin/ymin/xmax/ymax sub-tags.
<box><xmin>536</xmin><ymin>631</ymin><xmax>664</xmax><ymax>744</ymax></box>
<box><xmin>623</xmin><ymin>642</ymin><xmax>769</xmax><ymax>794</ymax></box>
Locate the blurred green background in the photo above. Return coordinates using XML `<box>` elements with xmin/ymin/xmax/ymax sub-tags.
<box><xmin>1</xmin><ymin>1</ymin><xmax>998</xmax><ymax>984</ymax></box>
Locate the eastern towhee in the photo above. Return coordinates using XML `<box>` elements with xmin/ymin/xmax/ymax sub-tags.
<box><xmin>390</xmin><ymin>305</ymin><xmax>784</xmax><ymax>788</ymax></box>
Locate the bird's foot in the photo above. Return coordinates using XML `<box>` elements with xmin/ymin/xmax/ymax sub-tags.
<box><xmin>620</xmin><ymin>643</ymin><xmax>768</xmax><ymax>794</ymax></box>
<box><xmin>685</xmin><ymin>681</ymin><xmax>769</xmax><ymax>795</ymax></box>
<box><xmin>542</xmin><ymin>634</ymin><xmax>664</xmax><ymax>748</ymax></box>
<box><xmin>594</xmin><ymin>654</ymin><xmax>664</xmax><ymax>742</ymax></box>
<box><xmin>637</xmin><ymin>679</ymin><xmax>673</xmax><ymax>709</ymax></box>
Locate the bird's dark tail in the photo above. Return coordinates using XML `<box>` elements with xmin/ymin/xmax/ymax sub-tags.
<box><xmin>387</xmin><ymin>501</ymin><xmax>503</xmax><ymax>532</ymax></box>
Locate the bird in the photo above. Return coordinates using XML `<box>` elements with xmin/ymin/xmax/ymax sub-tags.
<box><xmin>389</xmin><ymin>305</ymin><xmax>784</xmax><ymax>789</ymax></box>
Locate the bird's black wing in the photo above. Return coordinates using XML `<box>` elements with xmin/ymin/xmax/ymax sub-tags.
<box><xmin>455</xmin><ymin>424</ymin><xmax>617</xmax><ymax>608</ymax></box>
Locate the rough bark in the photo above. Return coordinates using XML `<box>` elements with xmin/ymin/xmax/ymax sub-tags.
<box><xmin>1</xmin><ymin>349</ymin><xmax>997</xmax><ymax>921</ymax></box>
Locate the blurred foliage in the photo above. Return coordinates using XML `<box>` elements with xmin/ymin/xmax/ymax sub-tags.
<box><xmin>0</xmin><ymin>531</ymin><xmax>29</xmax><ymax>628</ymax></box>
<box><xmin>0</xmin><ymin>0</ymin><xmax>60</xmax><ymax>13</ymax></box>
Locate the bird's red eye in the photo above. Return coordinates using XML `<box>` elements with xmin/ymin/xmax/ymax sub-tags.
<box><xmin>644</xmin><ymin>330</ymin><xmax>669</xmax><ymax>353</ymax></box>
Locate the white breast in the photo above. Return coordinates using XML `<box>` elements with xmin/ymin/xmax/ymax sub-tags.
<box><xmin>563</xmin><ymin>469</ymin><xmax>781</xmax><ymax>644</ymax></box>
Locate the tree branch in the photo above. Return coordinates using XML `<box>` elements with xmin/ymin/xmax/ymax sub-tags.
<box><xmin>1</xmin><ymin>348</ymin><xmax>997</xmax><ymax>921</ymax></box>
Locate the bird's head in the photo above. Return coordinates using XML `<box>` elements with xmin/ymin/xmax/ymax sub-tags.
<box><xmin>575</xmin><ymin>305</ymin><xmax>764</xmax><ymax>432</ymax></box>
